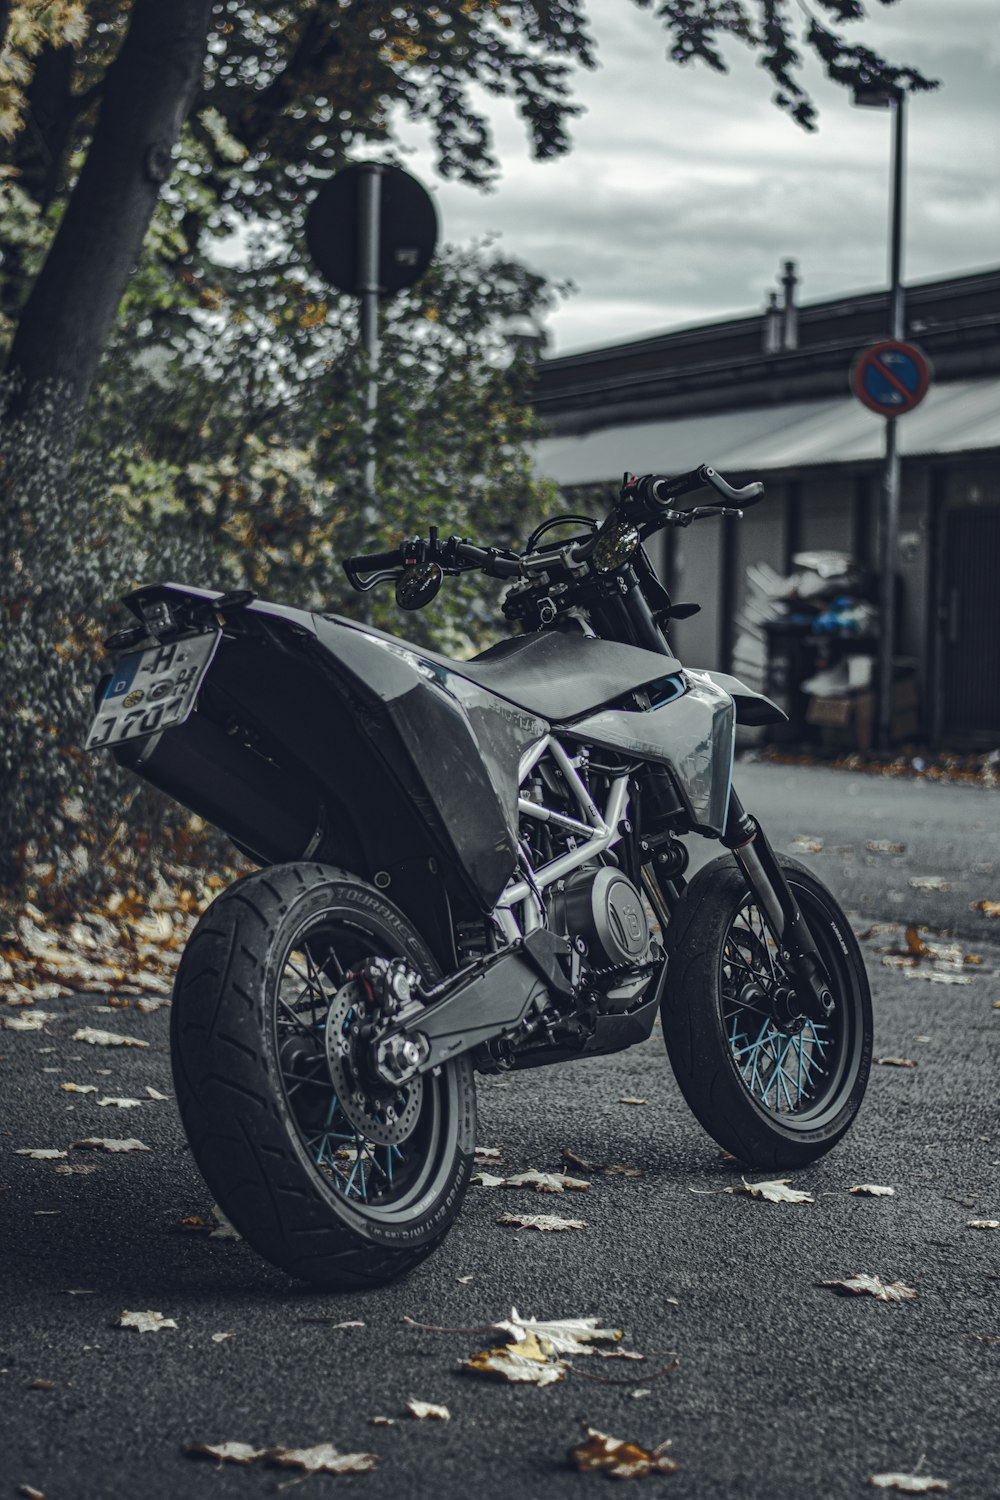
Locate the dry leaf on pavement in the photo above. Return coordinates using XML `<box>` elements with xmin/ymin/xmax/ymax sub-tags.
<box><xmin>867</xmin><ymin>840</ymin><xmax>906</xmax><ymax>855</ymax></box>
<box><xmin>731</xmin><ymin>1178</ymin><xmax>814</xmax><ymax>1204</ymax></box>
<box><xmin>474</xmin><ymin>1146</ymin><xmax>502</xmax><ymax>1162</ymax></box>
<box><xmin>4</xmin><ymin>1012</ymin><xmax>55</xmax><ymax>1032</ymax></box>
<box><xmin>268</xmin><ymin>1443</ymin><xmax>378</xmax><ymax>1474</ymax></box>
<box><xmin>72</xmin><ymin>1027</ymin><xmax>148</xmax><ymax>1049</ymax></box>
<box><xmin>870</xmin><ymin>1474</ymin><xmax>949</xmax><ymax>1493</ymax></box>
<box><xmin>60</xmin><ymin>1083</ymin><xmax>98</xmax><ymax>1094</ymax></box>
<box><xmin>562</xmin><ymin>1149</ymin><xmax>643</xmax><ymax>1178</ymax></box>
<box><xmin>472</xmin><ymin>1168</ymin><xmax>589</xmax><ymax>1194</ymax></box>
<box><xmin>119</xmin><ymin>1310</ymin><xmax>177</xmax><ymax>1332</ymax></box>
<box><xmin>820</xmin><ymin>1274</ymin><xmax>918</xmax><ymax>1302</ymax></box>
<box><xmin>211</xmin><ymin>1333</ymin><xmax>235</xmax><ymax>1343</ymax></box>
<box><xmin>873</xmin><ymin>1057</ymin><xmax>917</xmax><ymax>1068</ymax></box>
<box><xmin>569</xmin><ymin>1426</ymin><xmax>678</xmax><ymax>1479</ymax></box>
<box><xmin>850</xmin><ymin>1185</ymin><xmax>896</xmax><ymax>1197</ymax></box>
<box><xmin>145</xmin><ymin>1086</ymin><xmax>170</xmax><ymax>1101</ymax></box>
<box><xmin>497</xmin><ymin>1213</ymin><xmax>587</xmax><ymax>1231</ymax></box>
<box><xmin>14</xmin><ymin>1148</ymin><xmax>67</xmax><ymax>1160</ymax></box>
<box><xmin>972</xmin><ymin>899</ymin><xmax>1000</xmax><ymax>919</ymax></box>
<box><xmin>966</xmin><ymin>1219</ymin><xmax>1000</xmax><ymax>1230</ymax></box>
<box><xmin>461</xmin><ymin>1332</ymin><xmax>569</xmax><ymax>1387</ymax></box>
<box><xmin>791</xmin><ymin>834</ymin><xmax>824</xmax><ymax>853</ymax></box>
<box><xmin>186</xmin><ymin>1442</ymin><xmax>267</xmax><ymax>1464</ymax></box>
<box><xmin>72</xmin><ymin>1137</ymin><xmax>150</xmax><ymax>1153</ymax></box>
<box><xmin>96</xmin><ymin>1096</ymin><xmax>144</xmax><ymax>1108</ymax></box>
<box><xmin>17</xmin><ymin>1486</ymin><xmax>46</xmax><ymax>1499</ymax></box>
<box><xmin>618</xmin><ymin>1097</ymin><xmax>647</xmax><ymax>1106</ymax></box>
<box><xmin>404</xmin><ymin>1399</ymin><xmax>450</xmax><ymax>1421</ymax></box>
<box><xmin>495</xmin><ymin>1310</ymin><xmax>623</xmax><ymax>1355</ymax></box>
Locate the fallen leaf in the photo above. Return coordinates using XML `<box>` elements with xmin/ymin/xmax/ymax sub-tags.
<box><xmin>18</xmin><ymin>1487</ymin><xmax>46</xmax><ymax>1500</ymax></box>
<box><xmin>497</xmin><ymin>1213</ymin><xmax>587</xmax><ymax>1232</ymax></box>
<box><xmin>60</xmin><ymin>1083</ymin><xmax>98</xmax><ymax>1094</ymax></box>
<box><xmin>268</xmin><ymin>1443</ymin><xmax>378</xmax><ymax>1474</ymax></box>
<box><xmin>119</xmin><ymin>1309</ymin><xmax>177</xmax><ymax>1332</ymax></box>
<box><xmin>820</xmin><ymin>1274</ymin><xmax>918</xmax><ymax>1302</ymax></box>
<box><xmin>595</xmin><ymin>1349</ymin><xmax>644</xmax><ymax>1361</ymax></box>
<box><xmin>868</xmin><ymin>840</ymin><xmax>906</xmax><ymax>854</ymax></box>
<box><xmin>72</xmin><ymin>1027</ymin><xmax>148</xmax><ymax>1049</ymax></box>
<box><xmin>211</xmin><ymin>1332</ymin><xmax>235</xmax><ymax>1343</ymax></box>
<box><xmin>136</xmin><ymin>997</ymin><xmax>169</xmax><ymax>1014</ymax></box>
<box><xmin>850</xmin><ymin>1185</ymin><xmax>896</xmax><ymax>1197</ymax></box>
<box><xmin>618</xmin><ymin>1097</ymin><xmax>647</xmax><ymax>1106</ymax></box>
<box><xmin>972</xmin><ymin>900</ymin><xmax>1000</xmax><ymax>919</ymax></box>
<box><xmin>4</xmin><ymin>1012</ymin><xmax>55</xmax><ymax>1032</ymax></box>
<box><xmin>461</xmin><ymin>1333</ymin><xmax>569</xmax><ymax>1386</ymax></box>
<box><xmin>14</xmin><ymin>1148</ymin><xmax>67</xmax><ymax>1160</ymax></box>
<box><xmin>791</xmin><ymin>834</ymin><xmax>824</xmax><ymax>853</ymax></box>
<box><xmin>496</xmin><ymin>1310</ymin><xmax>623</xmax><ymax>1356</ymax></box>
<box><xmin>971</xmin><ymin>1334</ymin><xmax>1000</xmax><ymax>1344</ymax></box>
<box><xmin>909</xmin><ymin>876</ymin><xmax>954</xmax><ymax>890</ymax></box>
<box><xmin>474</xmin><ymin>1146</ymin><xmax>503</xmax><ymax>1162</ymax></box>
<box><xmin>903</xmin><ymin>970</ymin><xmax>973</xmax><ymax>986</ymax></box>
<box><xmin>560</xmin><ymin>1148</ymin><xmax>642</xmax><ymax>1178</ymax></box>
<box><xmin>185</xmin><ymin>1442</ymin><xmax>267</xmax><ymax>1465</ymax></box>
<box><xmin>870</xmin><ymin>1474</ymin><xmax>949</xmax><ymax>1493</ymax></box>
<box><xmin>72</xmin><ymin>1137</ymin><xmax>150</xmax><ymax>1153</ymax></box>
<box><xmin>404</xmin><ymin>1399</ymin><xmax>450</xmax><ymax>1421</ymax></box>
<box><xmin>208</xmin><ymin>1203</ymin><xmax>240</xmax><ymax>1240</ymax></box>
<box><xmin>631</xmin><ymin>1389</ymin><xmax>653</xmax><ymax>1400</ymax></box>
<box><xmin>731</xmin><ymin>1178</ymin><xmax>814</xmax><ymax>1204</ymax></box>
<box><xmin>96</xmin><ymin>1096</ymin><xmax>145</xmax><ymax>1108</ymax></box>
<box><xmin>456</xmin><ymin>1275</ymin><xmax>474</xmax><ymax>1285</ymax></box>
<box><xmin>370</xmin><ymin>1416</ymin><xmax>395</xmax><ymax>1426</ymax></box>
<box><xmin>145</xmin><ymin>1086</ymin><xmax>170</xmax><ymax>1101</ymax></box>
<box><xmin>53</xmin><ymin>1163</ymin><xmax>98</xmax><ymax>1175</ymax></box>
<box><xmin>569</xmin><ymin>1426</ymin><xmax>678</xmax><ymax>1479</ymax></box>
<box><xmin>29</xmin><ymin>1379</ymin><xmax>55</xmax><ymax>1391</ymax></box>
<box><xmin>473</xmin><ymin>1168</ymin><xmax>589</xmax><ymax>1194</ymax></box>
<box><xmin>966</xmin><ymin>1219</ymin><xmax>1000</xmax><ymax>1230</ymax></box>
<box><xmin>873</xmin><ymin>1057</ymin><xmax>917</xmax><ymax>1068</ymax></box>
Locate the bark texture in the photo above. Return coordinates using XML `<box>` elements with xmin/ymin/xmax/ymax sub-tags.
<box><xmin>4</xmin><ymin>0</ymin><xmax>211</xmax><ymax>445</ymax></box>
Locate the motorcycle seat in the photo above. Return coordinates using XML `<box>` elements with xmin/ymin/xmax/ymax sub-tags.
<box><xmin>427</xmin><ymin>629</ymin><xmax>683</xmax><ymax>722</ymax></box>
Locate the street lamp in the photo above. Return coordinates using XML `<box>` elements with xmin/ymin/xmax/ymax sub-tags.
<box><xmin>853</xmin><ymin>80</ymin><xmax>907</xmax><ymax>750</ymax></box>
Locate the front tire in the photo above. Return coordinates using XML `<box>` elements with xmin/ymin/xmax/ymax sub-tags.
<box><xmin>170</xmin><ymin>862</ymin><xmax>476</xmax><ymax>1288</ymax></box>
<box><xmin>662</xmin><ymin>854</ymin><xmax>872</xmax><ymax>1169</ymax></box>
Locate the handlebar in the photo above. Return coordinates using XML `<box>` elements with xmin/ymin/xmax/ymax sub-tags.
<box><xmin>627</xmin><ymin>464</ymin><xmax>764</xmax><ymax>510</ymax></box>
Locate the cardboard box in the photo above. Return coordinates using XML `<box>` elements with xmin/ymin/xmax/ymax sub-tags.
<box><xmin>806</xmin><ymin>678</ymin><xmax>920</xmax><ymax>751</ymax></box>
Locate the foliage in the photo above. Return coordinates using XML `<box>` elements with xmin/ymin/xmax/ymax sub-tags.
<box><xmin>0</xmin><ymin>237</ymin><xmax>560</xmax><ymax>902</ymax></box>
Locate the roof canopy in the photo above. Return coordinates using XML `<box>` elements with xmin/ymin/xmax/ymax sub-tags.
<box><xmin>536</xmin><ymin>377</ymin><xmax>1000</xmax><ymax>487</ymax></box>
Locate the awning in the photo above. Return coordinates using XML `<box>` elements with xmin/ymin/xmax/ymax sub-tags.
<box><xmin>535</xmin><ymin>377</ymin><xmax>1000</xmax><ymax>487</ymax></box>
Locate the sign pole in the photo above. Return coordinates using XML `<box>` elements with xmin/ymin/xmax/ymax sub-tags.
<box><xmin>877</xmin><ymin>89</ymin><xmax>906</xmax><ymax>751</ymax></box>
<box><xmin>357</xmin><ymin>164</ymin><xmax>382</xmax><ymax>503</ymax></box>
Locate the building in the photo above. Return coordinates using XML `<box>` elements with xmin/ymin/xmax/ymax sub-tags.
<box><xmin>533</xmin><ymin>266</ymin><xmax>1000</xmax><ymax>746</ymax></box>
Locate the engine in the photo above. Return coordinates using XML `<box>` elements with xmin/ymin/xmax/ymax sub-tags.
<box><xmin>549</xmin><ymin>862</ymin><xmax>655</xmax><ymax>1010</ymax></box>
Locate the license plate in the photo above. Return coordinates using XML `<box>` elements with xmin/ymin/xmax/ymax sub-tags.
<box><xmin>86</xmin><ymin>630</ymin><xmax>220</xmax><ymax>751</ymax></box>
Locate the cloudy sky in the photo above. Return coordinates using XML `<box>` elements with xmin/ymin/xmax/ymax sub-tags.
<box><xmin>396</xmin><ymin>0</ymin><xmax>999</xmax><ymax>354</ymax></box>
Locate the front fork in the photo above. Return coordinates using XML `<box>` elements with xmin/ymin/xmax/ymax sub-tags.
<box><xmin>722</xmin><ymin>792</ymin><xmax>834</xmax><ymax>1027</ymax></box>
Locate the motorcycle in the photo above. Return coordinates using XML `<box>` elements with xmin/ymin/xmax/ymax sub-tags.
<box><xmin>87</xmin><ymin>462</ymin><xmax>872</xmax><ymax>1288</ymax></box>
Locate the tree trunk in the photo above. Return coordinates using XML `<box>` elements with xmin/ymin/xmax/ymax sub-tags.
<box><xmin>3</xmin><ymin>0</ymin><xmax>212</xmax><ymax>452</ymax></box>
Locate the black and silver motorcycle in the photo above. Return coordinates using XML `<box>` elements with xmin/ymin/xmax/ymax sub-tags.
<box><xmin>88</xmin><ymin>463</ymin><xmax>872</xmax><ymax>1287</ymax></box>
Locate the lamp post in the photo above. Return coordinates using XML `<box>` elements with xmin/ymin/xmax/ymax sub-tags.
<box><xmin>854</xmin><ymin>81</ymin><xmax>907</xmax><ymax>750</ymax></box>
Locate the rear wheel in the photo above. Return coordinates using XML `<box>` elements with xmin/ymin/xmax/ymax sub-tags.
<box><xmin>171</xmin><ymin>863</ymin><xmax>476</xmax><ymax>1288</ymax></box>
<box><xmin>661</xmin><ymin>854</ymin><xmax>872</xmax><ymax>1168</ymax></box>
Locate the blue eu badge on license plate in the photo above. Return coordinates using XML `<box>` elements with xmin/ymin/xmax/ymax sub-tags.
<box><xmin>85</xmin><ymin>630</ymin><xmax>220</xmax><ymax>750</ymax></box>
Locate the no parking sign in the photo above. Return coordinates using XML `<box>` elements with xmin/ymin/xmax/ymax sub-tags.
<box><xmin>850</xmin><ymin>339</ymin><xmax>931</xmax><ymax>417</ymax></box>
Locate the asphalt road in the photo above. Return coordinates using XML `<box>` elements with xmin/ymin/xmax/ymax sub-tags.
<box><xmin>2</xmin><ymin>763</ymin><xmax>999</xmax><ymax>1500</ymax></box>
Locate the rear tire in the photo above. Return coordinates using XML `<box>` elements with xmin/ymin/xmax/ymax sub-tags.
<box><xmin>170</xmin><ymin>862</ymin><xmax>476</xmax><ymax>1288</ymax></box>
<box><xmin>662</xmin><ymin>854</ymin><xmax>872</xmax><ymax>1169</ymax></box>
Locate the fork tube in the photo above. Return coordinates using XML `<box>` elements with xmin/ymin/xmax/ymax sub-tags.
<box><xmin>723</xmin><ymin>791</ymin><xmax>834</xmax><ymax>1023</ymax></box>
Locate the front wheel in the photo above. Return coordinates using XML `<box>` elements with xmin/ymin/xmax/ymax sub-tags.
<box><xmin>170</xmin><ymin>863</ymin><xmax>476</xmax><ymax>1288</ymax></box>
<box><xmin>661</xmin><ymin>854</ymin><xmax>872</xmax><ymax>1169</ymax></box>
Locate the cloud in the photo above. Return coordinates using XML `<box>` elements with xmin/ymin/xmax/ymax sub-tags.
<box><xmin>390</xmin><ymin>0</ymin><xmax>1000</xmax><ymax>351</ymax></box>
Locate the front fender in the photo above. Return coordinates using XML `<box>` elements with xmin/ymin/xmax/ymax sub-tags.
<box><xmin>704</xmin><ymin>671</ymin><xmax>787</xmax><ymax>727</ymax></box>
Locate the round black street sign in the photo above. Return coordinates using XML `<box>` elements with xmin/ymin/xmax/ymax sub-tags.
<box><xmin>306</xmin><ymin>163</ymin><xmax>438</xmax><ymax>296</ymax></box>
